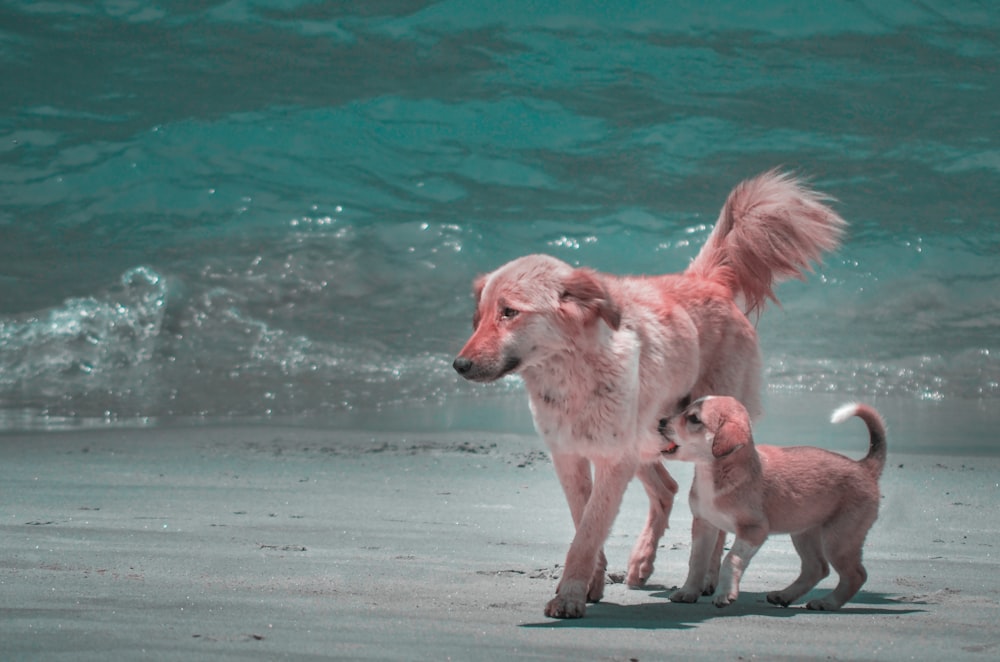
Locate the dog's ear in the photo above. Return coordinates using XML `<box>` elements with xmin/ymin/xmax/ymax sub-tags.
<box><xmin>472</xmin><ymin>274</ymin><xmax>489</xmax><ymax>302</ymax></box>
<box><xmin>560</xmin><ymin>268</ymin><xmax>621</xmax><ymax>330</ymax></box>
<box><xmin>471</xmin><ymin>274</ymin><xmax>488</xmax><ymax>329</ymax></box>
<box><xmin>711</xmin><ymin>417</ymin><xmax>751</xmax><ymax>458</ymax></box>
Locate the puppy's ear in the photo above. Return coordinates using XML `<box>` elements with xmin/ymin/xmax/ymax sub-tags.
<box><xmin>711</xmin><ymin>418</ymin><xmax>751</xmax><ymax>458</ymax></box>
<box><xmin>560</xmin><ymin>268</ymin><xmax>621</xmax><ymax>330</ymax></box>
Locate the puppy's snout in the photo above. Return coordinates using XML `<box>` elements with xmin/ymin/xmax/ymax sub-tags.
<box><xmin>658</xmin><ymin>418</ymin><xmax>680</xmax><ymax>455</ymax></box>
<box><xmin>453</xmin><ymin>356</ymin><xmax>474</xmax><ymax>376</ymax></box>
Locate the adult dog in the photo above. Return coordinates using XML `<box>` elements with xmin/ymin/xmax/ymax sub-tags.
<box><xmin>660</xmin><ymin>396</ymin><xmax>887</xmax><ymax>610</ymax></box>
<box><xmin>453</xmin><ymin>170</ymin><xmax>846</xmax><ymax>618</ymax></box>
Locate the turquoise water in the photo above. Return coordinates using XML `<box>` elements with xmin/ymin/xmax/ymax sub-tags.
<box><xmin>1</xmin><ymin>1</ymin><xmax>998</xmax><ymax>444</ymax></box>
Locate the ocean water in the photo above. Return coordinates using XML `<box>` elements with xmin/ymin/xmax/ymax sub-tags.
<box><xmin>1</xmin><ymin>1</ymin><xmax>998</xmax><ymax>450</ymax></box>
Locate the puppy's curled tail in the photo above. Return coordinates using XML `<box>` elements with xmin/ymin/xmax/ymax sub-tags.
<box><xmin>831</xmin><ymin>403</ymin><xmax>887</xmax><ymax>479</ymax></box>
<box><xmin>687</xmin><ymin>169</ymin><xmax>847</xmax><ymax>317</ymax></box>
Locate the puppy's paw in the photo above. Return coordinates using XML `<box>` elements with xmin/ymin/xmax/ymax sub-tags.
<box><xmin>702</xmin><ymin>570</ymin><xmax>719</xmax><ymax>596</ymax></box>
<box><xmin>544</xmin><ymin>595</ymin><xmax>587</xmax><ymax>619</ymax></box>
<box><xmin>713</xmin><ymin>593</ymin><xmax>736</xmax><ymax>608</ymax></box>
<box><xmin>766</xmin><ymin>591</ymin><xmax>792</xmax><ymax>607</ymax></box>
<box><xmin>669</xmin><ymin>587</ymin><xmax>702</xmax><ymax>603</ymax></box>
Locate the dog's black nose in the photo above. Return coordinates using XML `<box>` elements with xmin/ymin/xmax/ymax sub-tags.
<box><xmin>453</xmin><ymin>356</ymin><xmax>473</xmax><ymax>375</ymax></box>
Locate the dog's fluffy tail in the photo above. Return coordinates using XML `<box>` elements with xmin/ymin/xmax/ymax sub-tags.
<box><xmin>687</xmin><ymin>169</ymin><xmax>847</xmax><ymax>316</ymax></box>
<box><xmin>831</xmin><ymin>403</ymin><xmax>888</xmax><ymax>479</ymax></box>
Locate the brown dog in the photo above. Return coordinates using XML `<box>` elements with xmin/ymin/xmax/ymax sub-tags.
<box><xmin>660</xmin><ymin>396</ymin><xmax>886</xmax><ymax>610</ymax></box>
<box><xmin>453</xmin><ymin>171</ymin><xmax>846</xmax><ymax>618</ymax></box>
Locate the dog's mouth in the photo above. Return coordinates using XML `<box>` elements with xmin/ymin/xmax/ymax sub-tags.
<box><xmin>453</xmin><ymin>355</ymin><xmax>521</xmax><ymax>382</ymax></box>
<box><xmin>661</xmin><ymin>441</ymin><xmax>678</xmax><ymax>455</ymax></box>
<box><xmin>497</xmin><ymin>355</ymin><xmax>522</xmax><ymax>378</ymax></box>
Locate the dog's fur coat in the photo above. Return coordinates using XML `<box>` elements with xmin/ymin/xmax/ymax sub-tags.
<box><xmin>660</xmin><ymin>396</ymin><xmax>887</xmax><ymax>610</ymax></box>
<box><xmin>453</xmin><ymin>170</ymin><xmax>846</xmax><ymax>618</ymax></box>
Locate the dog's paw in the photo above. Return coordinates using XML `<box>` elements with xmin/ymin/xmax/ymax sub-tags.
<box><xmin>586</xmin><ymin>577</ymin><xmax>605</xmax><ymax>603</ymax></box>
<box><xmin>766</xmin><ymin>591</ymin><xmax>792</xmax><ymax>607</ymax></box>
<box><xmin>700</xmin><ymin>581</ymin><xmax>717</xmax><ymax>596</ymax></box>
<box><xmin>805</xmin><ymin>598</ymin><xmax>842</xmax><ymax>611</ymax></box>
<box><xmin>544</xmin><ymin>595</ymin><xmax>587</xmax><ymax>619</ymax></box>
<box><xmin>625</xmin><ymin>565</ymin><xmax>650</xmax><ymax>588</ymax></box>
<box><xmin>669</xmin><ymin>587</ymin><xmax>702</xmax><ymax>603</ymax></box>
<box><xmin>626</xmin><ymin>549</ymin><xmax>655</xmax><ymax>588</ymax></box>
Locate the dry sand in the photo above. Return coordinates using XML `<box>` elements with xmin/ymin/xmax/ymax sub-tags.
<box><xmin>1</xmin><ymin>402</ymin><xmax>998</xmax><ymax>661</ymax></box>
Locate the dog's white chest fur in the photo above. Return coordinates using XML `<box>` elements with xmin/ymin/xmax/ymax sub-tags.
<box><xmin>689</xmin><ymin>465</ymin><xmax>738</xmax><ymax>533</ymax></box>
<box><xmin>522</xmin><ymin>330</ymin><xmax>660</xmax><ymax>461</ymax></box>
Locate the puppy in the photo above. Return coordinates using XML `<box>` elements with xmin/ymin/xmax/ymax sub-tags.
<box><xmin>660</xmin><ymin>396</ymin><xmax>887</xmax><ymax>610</ymax></box>
<box><xmin>453</xmin><ymin>170</ymin><xmax>846</xmax><ymax>618</ymax></box>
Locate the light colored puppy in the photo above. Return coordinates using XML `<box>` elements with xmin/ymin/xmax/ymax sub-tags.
<box><xmin>660</xmin><ymin>396</ymin><xmax>887</xmax><ymax>610</ymax></box>
<box><xmin>453</xmin><ymin>170</ymin><xmax>846</xmax><ymax>618</ymax></box>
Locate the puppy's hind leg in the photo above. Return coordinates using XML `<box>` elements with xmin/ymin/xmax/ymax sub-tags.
<box><xmin>767</xmin><ymin>529</ymin><xmax>829</xmax><ymax>607</ymax></box>
<box><xmin>806</xmin><ymin>515</ymin><xmax>875</xmax><ymax>611</ymax></box>
<box><xmin>626</xmin><ymin>462</ymin><xmax>679</xmax><ymax>587</ymax></box>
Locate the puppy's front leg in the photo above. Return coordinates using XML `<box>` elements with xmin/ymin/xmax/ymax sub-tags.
<box><xmin>714</xmin><ymin>529</ymin><xmax>765</xmax><ymax>608</ymax></box>
<box><xmin>545</xmin><ymin>457</ymin><xmax>635</xmax><ymax>619</ymax></box>
<box><xmin>670</xmin><ymin>516</ymin><xmax>720</xmax><ymax>603</ymax></box>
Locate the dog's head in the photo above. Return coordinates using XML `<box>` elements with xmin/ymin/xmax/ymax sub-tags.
<box><xmin>452</xmin><ymin>254</ymin><xmax>621</xmax><ymax>382</ymax></box>
<box><xmin>659</xmin><ymin>396</ymin><xmax>753</xmax><ymax>462</ymax></box>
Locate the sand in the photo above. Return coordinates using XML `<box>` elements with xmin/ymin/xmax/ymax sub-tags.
<box><xmin>1</xmin><ymin>403</ymin><xmax>998</xmax><ymax>661</ymax></box>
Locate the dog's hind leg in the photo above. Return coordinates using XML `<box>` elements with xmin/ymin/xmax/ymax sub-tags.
<box><xmin>767</xmin><ymin>529</ymin><xmax>829</xmax><ymax>607</ymax></box>
<box><xmin>626</xmin><ymin>462</ymin><xmax>679</xmax><ymax>587</ymax></box>
<box><xmin>546</xmin><ymin>456</ymin><xmax>635</xmax><ymax>619</ymax></box>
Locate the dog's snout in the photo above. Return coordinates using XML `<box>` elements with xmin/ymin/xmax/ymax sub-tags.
<box><xmin>453</xmin><ymin>356</ymin><xmax>473</xmax><ymax>375</ymax></box>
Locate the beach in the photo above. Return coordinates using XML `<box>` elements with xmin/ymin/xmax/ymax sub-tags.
<box><xmin>2</xmin><ymin>398</ymin><xmax>997</xmax><ymax>661</ymax></box>
<box><xmin>3</xmin><ymin>2</ymin><xmax>999</xmax><ymax>660</ymax></box>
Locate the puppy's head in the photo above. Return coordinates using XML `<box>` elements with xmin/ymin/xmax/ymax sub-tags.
<box><xmin>452</xmin><ymin>254</ymin><xmax>620</xmax><ymax>382</ymax></box>
<box><xmin>659</xmin><ymin>396</ymin><xmax>753</xmax><ymax>463</ymax></box>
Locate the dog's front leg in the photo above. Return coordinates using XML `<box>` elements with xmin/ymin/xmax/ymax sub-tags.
<box><xmin>670</xmin><ymin>516</ymin><xmax>721</xmax><ymax>603</ymax></box>
<box><xmin>714</xmin><ymin>528</ymin><xmax>766</xmax><ymax>608</ymax></box>
<box><xmin>545</xmin><ymin>456</ymin><xmax>635</xmax><ymax>619</ymax></box>
<box><xmin>549</xmin><ymin>452</ymin><xmax>607</xmax><ymax>602</ymax></box>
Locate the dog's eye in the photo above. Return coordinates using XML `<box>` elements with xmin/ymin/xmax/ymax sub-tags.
<box><xmin>500</xmin><ymin>307</ymin><xmax>519</xmax><ymax>320</ymax></box>
<box><xmin>686</xmin><ymin>413</ymin><xmax>702</xmax><ymax>426</ymax></box>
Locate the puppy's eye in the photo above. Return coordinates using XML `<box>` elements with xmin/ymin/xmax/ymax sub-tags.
<box><xmin>500</xmin><ymin>307</ymin><xmax>519</xmax><ymax>320</ymax></box>
<box><xmin>686</xmin><ymin>413</ymin><xmax>702</xmax><ymax>425</ymax></box>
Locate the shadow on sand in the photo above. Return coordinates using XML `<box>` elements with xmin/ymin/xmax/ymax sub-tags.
<box><xmin>521</xmin><ymin>587</ymin><xmax>925</xmax><ymax>630</ymax></box>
